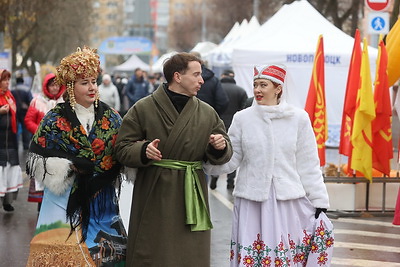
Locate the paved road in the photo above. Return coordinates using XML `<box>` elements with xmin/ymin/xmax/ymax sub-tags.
<box><xmin>1</xmin><ymin>158</ymin><xmax>399</xmax><ymax>266</ymax></box>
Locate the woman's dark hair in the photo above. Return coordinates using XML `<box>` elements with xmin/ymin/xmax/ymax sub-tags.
<box><xmin>47</xmin><ymin>77</ymin><xmax>56</xmax><ymax>87</ymax></box>
<box><xmin>270</xmin><ymin>80</ymin><xmax>283</xmax><ymax>99</ymax></box>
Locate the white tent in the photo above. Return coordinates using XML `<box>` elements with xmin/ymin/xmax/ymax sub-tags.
<box><xmin>221</xmin><ymin>21</ymin><xmax>241</xmax><ymax>44</ymax></box>
<box><xmin>205</xmin><ymin>22</ymin><xmax>240</xmax><ymax>68</ymax></box>
<box><xmin>113</xmin><ymin>54</ymin><xmax>150</xmax><ymax>72</ymax></box>
<box><xmin>151</xmin><ymin>51</ymin><xmax>178</xmax><ymax>73</ymax></box>
<box><xmin>232</xmin><ymin>0</ymin><xmax>378</xmax><ymax>146</ymax></box>
<box><xmin>191</xmin><ymin>41</ymin><xmax>218</xmax><ymax>59</ymax></box>
<box><xmin>207</xmin><ymin>17</ymin><xmax>260</xmax><ymax>70</ymax></box>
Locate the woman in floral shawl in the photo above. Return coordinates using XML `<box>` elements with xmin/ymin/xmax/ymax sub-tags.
<box><xmin>26</xmin><ymin>47</ymin><xmax>127</xmax><ymax>266</ymax></box>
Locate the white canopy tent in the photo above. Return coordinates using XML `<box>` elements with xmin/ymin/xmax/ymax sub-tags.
<box><xmin>231</xmin><ymin>0</ymin><xmax>378</xmax><ymax>146</ymax></box>
<box><xmin>207</xmin><ymin>16</ymin><xmax>260</xmax><ymax>76</ymax></box>
<box><xmin>151</xmin><ymin>51</ymin><xmax>178</xmax><ymax>73</ymax></box>
<box><xmin>220</xmin><ymin>21</ymin><xmax>241</xmax><ymax>45</ymax></box>
<box><xmin>207</xmin><ymin>19</ymin><xmax>248</xmax><ymax>68</ymax></box>
<box><xmin>190</xmin><ymin>41</ymin><xmax>218</xmax><ymax>59</ymax></box>
<box><xmin>112</xmin><ymin>54</ymin><xmax>150</xmax><ymax>72</ymax></box>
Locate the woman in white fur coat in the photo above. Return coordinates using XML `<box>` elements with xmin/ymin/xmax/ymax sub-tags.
<box><xmin>204</xmin><ymin>64</ymin><xmax>334</xmax><ymax>267</ymax></box>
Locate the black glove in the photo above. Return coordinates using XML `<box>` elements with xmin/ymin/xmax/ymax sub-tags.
<box><xmin>315</xmin><ymin>208</ymin><xmax>327</xmax><ymax>219</ymax></box>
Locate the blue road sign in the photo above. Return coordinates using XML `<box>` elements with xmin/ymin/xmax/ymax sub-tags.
<box><xmin>371</xmin><ymin>16</ymin><xmax>385</xmax><ymax>31</ymax></box>
<box><xmin>368</xmin><ymin>12</ymin><xmax>389</xmax><ymax>34</ymax></box>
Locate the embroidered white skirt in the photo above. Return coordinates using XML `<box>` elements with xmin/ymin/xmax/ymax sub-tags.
<box><xmin>230</xmin><ymin>188</ymin><xmax>334</xmax><ymax>267</ymax></box>
<box><xmin>0</xmin><ymin>163</ymin><xmax>23</xmax><ymax>197</ymax></box>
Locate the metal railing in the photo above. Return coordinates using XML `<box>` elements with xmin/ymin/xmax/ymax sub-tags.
<box><xmin>324</xmin><ymin>175</ymin><xmax>400</xmax><ymax>215</ymax></box>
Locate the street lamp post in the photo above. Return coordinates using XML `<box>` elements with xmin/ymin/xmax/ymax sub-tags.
<box><xmin>253</xmin><ymin>0</ymin><xmax>260</xmax><ymax>19</ymax></box>
<box><xmin>201</xmin><ymin>0</ymin><xmax>206</xmax><ymax>41</ymax></box>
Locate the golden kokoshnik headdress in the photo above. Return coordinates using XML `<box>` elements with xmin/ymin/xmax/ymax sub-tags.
<box><xmin>55</xmin><ymin>46</ymin><xmax>101</xmax><ymax>109</ymax></box>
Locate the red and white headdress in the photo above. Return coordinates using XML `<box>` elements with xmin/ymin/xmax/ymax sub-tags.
<box><xmin>253</xmin><ymin>64</ymin><xmax>286</xmax><ymax>85</ymax></box>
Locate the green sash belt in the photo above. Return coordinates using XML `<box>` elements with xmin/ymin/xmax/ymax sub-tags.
<box><xmin>152</xmin><ymin>159</ymin><xmax>213</xmax><ymax>231</ymax></box>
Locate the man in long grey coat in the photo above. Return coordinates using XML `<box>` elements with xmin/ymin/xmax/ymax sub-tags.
<box><xmin>115</xmin><ymin>52</ymin><xmax>233</xmax><ymax>266</ymax></box>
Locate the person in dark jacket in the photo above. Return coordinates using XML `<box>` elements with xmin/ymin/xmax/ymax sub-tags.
<box><xmin>11</xmin><ymin>76</ymin><xmax>33</xmax><ymax>150</ymax></box>
<box><xmin>218</xmin><ymin>70</ymin><xmax>248</xmax><ymax>129</ymax></box>
<box><xmin>125</xmin><ymin>67</ymin><xmax>151</xmax><ymax>107</ymax></box>
<box><xmin>244</xmin><ymin>96</ymin><xmax>254</xmax><ymax>108</ymax></box>
<box><xmin>210</xmin><ymin>70</ymin><xmax>248</xmax><ymax>190</ymax></box>
<box><xmin>190</xmin><ymin>52</ymin><xmax>229</xmax><ymax>116</ymax></box>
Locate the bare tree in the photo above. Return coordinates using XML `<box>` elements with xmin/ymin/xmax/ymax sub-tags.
<box><xmin>169</xmin><ymin>9</ymin><xmax>203</xmax><ymax>51</ymax></box>
<box><xmin>0</xmin><ymin>0</ymin><xmax>9</xmax><ymax>50</ymax></box>
<box><xmin>204</xmin><ymin>0</ymin><xmax>282</xmax><ymax>44</ymax></box>
<box><xmin>169</xmin><ymin>0</ymin><xmax>285</xmax><ymax>51</ymax></box>
<box><xmin>390</xmin><ymin>0</ymin><xmax>400</xmax><ymax>28</ymax></box>
<box><xmin>306</xmin><ymin>0</ymin><xmax>363</xmax><ymax>36</ymax></box>
<box><xmin>27</xmin><ymin>0</ymin><xmax>94</xmax><ymax>64</ymax></box>
<box><xmin>168</xmin><ymin>0</ymin><xmax>367</xmax><ymax>51</ymax></box>
<box><xmin>6</xmin><ymin>0</ymin><xmax>40</xmax><ymax>75</ymax></box>
<box><xmin>3</xmin><ymin>0</ymin><xmax>94</xmax><ymax>76</ymax></box>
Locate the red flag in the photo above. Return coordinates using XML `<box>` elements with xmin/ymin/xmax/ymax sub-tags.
<box><xmin>372</xmin><ymin>36</ymin><xmax>392</xmax><ymax>176</ymax></box>
<box><xmin>305</xmin><ymin>35</ymin><xmax>327</xmax><ymax>166</ymax></box>
<box><xmin>339</xmin><ymin>29</ymin><xmax>361</xmax><ymax>161</ymax></box>
<box><xmin>393</xmin><ymin>187</ymin><xmax>400</xmax><ymax>225</ymax></box>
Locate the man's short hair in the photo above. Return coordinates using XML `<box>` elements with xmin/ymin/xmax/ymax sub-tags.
<box><xmin>222</xmin><ymin>69</ymin><xmax>234</xmax><ymax>78</ymax></box>
<box><xmin>163</xmin><ymin>52</ymin><xmax>202</xmax><ymax>84</ymax></box>
<box><xmin>16</xmin><ymin>77</ymin><xmax>24</xmax><ymax>84</ymax></box>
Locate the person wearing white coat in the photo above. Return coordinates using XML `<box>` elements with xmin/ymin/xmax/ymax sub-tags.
<box><xmin>98</xmin><ymin>73</ymin><xmax>121</xmax><ymax>111</ymax></box>
<box><xmin>204</xmin><ymin>64</ymin><xmax>334</xmax><ymax>267</ymax></box>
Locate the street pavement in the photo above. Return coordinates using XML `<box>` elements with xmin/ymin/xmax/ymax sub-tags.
<box><xmin>1</xmin><ymin>151</ymin><xmax>400</xmax><ymax>266</ymax></box>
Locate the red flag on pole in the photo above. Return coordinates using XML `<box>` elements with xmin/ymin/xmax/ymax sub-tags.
<box><xmin>372</xmin><ymin>36</ymin><xmax>392</xmax><ymax>176</ymax></box>
<box><xmin>305</xmin><ymin>35</ymin><xmax>327</xmax><ymax>166</ymax></box>
<box><xmin>339</xmin><ymin>29</ymin><xmax>362</xmax><ymax>163</ymax></box>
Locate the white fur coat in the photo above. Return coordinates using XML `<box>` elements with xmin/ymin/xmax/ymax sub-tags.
<box><xmin>26</xmin><ymin>153</ymin><xmax>138</xmax><ymax>196</ymax></box>
<box><xmin>26</xmin><ymin>154</ymin><xmax>74</xmax><ymax>195</ymax></box>
<box><xmin>203</xmin><ymin>101</ymin><xmax>329</xmax><ymax>209</ymax></box>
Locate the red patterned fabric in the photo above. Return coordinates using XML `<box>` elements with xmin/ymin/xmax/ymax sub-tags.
<box><xmin>0</xmin><ymin>89</ymin><xmax>17</xmax><ymax>133</ymax></box>
<box><xmin>253</xmin><ymin>65</ymin><xmax>286</xmax><ymax>85</ymax></box>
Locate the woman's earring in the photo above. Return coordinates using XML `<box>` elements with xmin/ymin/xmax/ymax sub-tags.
<box><xmin>95</xmin><ymin>90</ymin><xmax>99</xmax><ymax>108</ymax></box>
<box><xmin>67</xmin><ymin>82</ymin><xmax>76</xmax><ymax>109</ymax></box>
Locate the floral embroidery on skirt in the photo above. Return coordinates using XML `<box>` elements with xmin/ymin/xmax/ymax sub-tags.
<box><xmin>230</xmin><ymin>189</ymin><xmax>334</xmax><ymax>267</ymax></box>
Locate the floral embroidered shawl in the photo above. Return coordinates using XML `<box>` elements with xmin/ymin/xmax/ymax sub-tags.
<box><xmin>27</xmin><ymin>101</ymin><xmax>122</xmax><ymax>242</ymax></box>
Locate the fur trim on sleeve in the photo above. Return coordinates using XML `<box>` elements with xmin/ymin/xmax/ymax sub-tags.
<box><xmin>26</xmin><ymin>153</ymin><xmax>75</xmax><ymax>195</ymax></box>
<box><xmin>122</xmin><ymin>166</ymin><xmax>137</xmax><ymax>184</ymax></box>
